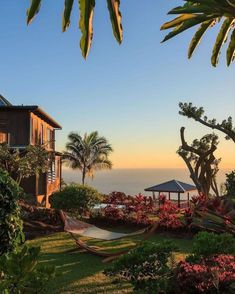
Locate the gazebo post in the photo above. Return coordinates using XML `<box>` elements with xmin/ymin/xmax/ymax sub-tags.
<box><xmin>168</xmin><ymin>192</ymin><xmax>170</xmax><ymax>201</ymax></box>
<box><xmin>178</xmin><ymin>192</ymin><xmax>180</xmax><ymax>208</ymax></box>
<box><xmin>187</xmin><ymin>192</ymin><xmax>190</xmax><ymax>207</ymax></box>
<box><xmin>158</xmin><ymin>191</ymin><xmax>161</xmax><ymax>207</ymax></box>
<box><xmin>152</xmin><ymin>192</ymin><xmax>156</xmax><ymax>202</ymax></box>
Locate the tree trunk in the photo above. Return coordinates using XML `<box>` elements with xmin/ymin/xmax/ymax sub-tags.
<box><xmin>82</xmin><ymin>168</ymin><xmax>86</xmax><ymax>185</ymax></box>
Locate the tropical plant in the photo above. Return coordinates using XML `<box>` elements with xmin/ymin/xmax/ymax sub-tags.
<box><xmin>105</xmin><ymin>241</ymin><xmax>176</xmax><ymax>293</ymax></box>
<box><xmin>0</xmin><ymin>168</ymin><xmax>24</xmax><ymax>256</ymax></box>
<box><xmin>178</xmin><ymin>128</ymin><xmax>221</xmax><ymax>197</ymax></box>
<box><xmin>63</xmin><ymin>131</ymin><xmax>113</xmax><ymax>185</ymax></box>
<box><xmin>190</xmin><ymin>231</ymin><xmax>235</xmax><ymax>258</ymax></box>
<box><xmin>189</xmin><ymin>194</ymin><xmax>235</xmax><ymax>234</ymax></box>
<box><xmin>94</xmin><ymin>192</ymin><xmax>154</xmax><ymax>225</ymax></box>
<box><xmin>179</xmin><ymin>102</ymin><xmax>235</xmax><ymax>143</ymax></box>
<box><xmin>176</xmin><ymin>255</ymin><xmax>235</xmax><ymax>293</ymax></box>
<box><xmin>0</xmin><ymin>143</ymin><xmax>49</xmax><ymax>184</ymax></box>
<box><xmin>0</xmin><ymin>245</ymin><xmax>55</xmax><ymax>293</ymax></box>
<box><xmin>26</xmin><ymin>0</ymin><xmax>122</xmax><ymax>59</ymax></box>
<box><xmin>50</xmin><ymin>183</ymin><xmax>102</xmax><ymax>216</ymax></box>
<box><xmin>225</xmin><ymin>170</ymin><xmax>235</xmax><ymax>198</ymax></box>
<box><xmin>161</xmin><ymin>0</ymin><xmax>235</xmax><ymax>66</ymax></box>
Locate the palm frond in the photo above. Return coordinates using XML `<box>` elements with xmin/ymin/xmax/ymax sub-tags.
<box><xmin>162</xmin><ymin>0</ymin><xmax>235</xmax><ymax>66</ymax></box>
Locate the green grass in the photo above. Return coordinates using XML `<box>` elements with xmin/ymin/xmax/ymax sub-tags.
<box><xmin>28</xmin><ymin>231</ymin><xmax>193</xmax><ymax>293</ymax></box>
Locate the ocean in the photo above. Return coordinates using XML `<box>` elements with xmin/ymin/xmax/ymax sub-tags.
<box><xmin>62</xmin><ymin>168</ymin><xmax>232</xmax><ymax>200</ymax></box>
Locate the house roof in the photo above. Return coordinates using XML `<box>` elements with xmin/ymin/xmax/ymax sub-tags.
<box><xmin>145</xmin><ymin>179</ymin><xmax>197</xmax><ymax>193</ymax></box>
<box><xmin>0</xmin><ymin>97</ymin><xmax>62</xmax><ymax>129</ymax></box>
<box><xmin>0</xmin><ymin>95</ymin><xmax>12</xmax><ymax>106</ymax></box>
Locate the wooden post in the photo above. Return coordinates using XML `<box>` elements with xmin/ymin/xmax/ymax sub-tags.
<box><xmin>178</xmin><ymin>192</ymin><xmax>180</xmax><ymax>208</ymax></box>
<box><xmin>158</xmin><ymin>191</ymin><xmax>161</xmax><ymax>207</ymax></box>
<box><xmin>168</xmin><ymin>192</ymin><xmax>171</xmax><ymax>201</ymax></box>
<box><xmin>187</xmin><ymin>192</ymin><xmax>190</xmax><ymax>207</ymax></box>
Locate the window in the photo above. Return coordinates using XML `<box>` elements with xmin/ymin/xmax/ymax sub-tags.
<box><xmin>48</xmin><ymin>159</ymin><xmax>56</xmax><ymax>183</ymax></box>
<box><xmin>47</xmin><ymin>128</ymin><xmax>54</xmax><ymax>149</ymax></box>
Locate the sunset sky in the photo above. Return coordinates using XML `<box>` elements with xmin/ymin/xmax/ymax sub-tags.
<box><xmin>0</xmin><ymin>1</ymin><xmax>234</xmax><ymax>169</ymax></box>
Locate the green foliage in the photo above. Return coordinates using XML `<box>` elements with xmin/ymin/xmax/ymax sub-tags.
<box><xmin>225</xmin><ymin>170</ymin><xmax>235</xmax><ymax>198</ymax></box>
<box><xmin>161</xmin><ymin>0</ymin><xmax>235</xmax><ymax>66</ymax></box>
<box><xmin>0</xmin><ymin>143</ymin><xmax>49</xmax><ymax>184</ymax></box>
<box><xmin>105</xmin><ymin>241</ymin><xmax>177</xmax><ymax>293</ymax></box>
<box><xmin>50</xmin><ymin>184</ymin><xmax>102</xmax><ymax>216</ymax></box>
<box><xmin>26</xmin><ymin>0</ymin><xmax>123</xmax><ymax>59</ymax></box>
<box><xmin>0</xmin><ymin>245</ymin><xmax>55</xmax><ymax>293</ymax></box>
<box><xmin>186</xmin><ymin>232</ymin><xmax>235</xmax><ymax>262</ymax></box>
<box><xmin>179</xmin><ymin>102</ymin><xmax>235</xmax><ymax>142</ymax></box>
<box><xmin>0</xmin><ymin>168</ymin><xmax>24</xmax><ymax>255</ymax></box>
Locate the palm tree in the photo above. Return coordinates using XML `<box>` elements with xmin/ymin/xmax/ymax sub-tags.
<box><xmin>26</xmin><ymin>0</ymin><xmax>122</xmax><ymax>59</ymax></box>
<box><xmin>161</xmin><ymin>0</ymin><xmax>235</xmax><ymax>66</ymax></box>
<box><xmin>63</xmin><ymin>131</ymin><xmax>113</xmax><ymax>185</ymax></box>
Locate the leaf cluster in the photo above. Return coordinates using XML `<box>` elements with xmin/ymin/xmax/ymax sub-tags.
<box><xmin>105</xmin><ymin>241</ymin><xmax>177</xmax><ymax>293</ymax></box>
<box><xmin>0</xmin><ymin>245</ymin><xmax>55</xmax><ymax>293</ymax></box>
<box><xmin>161</xmin><ymin>0</ymin><xmax>235</xmax><ymax>66</ymax></box>
<box><xmin>0</xmin><ymin>168</ymin><xmax>24</xmax><ymax>256</ymax></box>
<box><xmin>27</xmin><ymin>0</ymin><xmax>123</xmax><ymax>59</ymax></box>
<box><xmin>50</xmin><ymin>183</ymin><xmax>102</xmax><ymax>216</ymax></box>
<box><xmin>0</xmin><ymin>144</ymin><xmax>49</xmax><ymax>184</ymax></box>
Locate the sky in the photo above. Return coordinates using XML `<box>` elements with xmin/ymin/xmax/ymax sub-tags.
<box><xmin>0</xmin><ymin>1</ymin><xmax>234</xmax><ymax>169</ymax></box>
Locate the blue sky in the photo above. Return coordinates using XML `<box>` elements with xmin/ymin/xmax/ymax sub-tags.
<box><xmin>0</xmin><ymin>1</ymin><xmax>234</xmax><ymax>168</ymax></box>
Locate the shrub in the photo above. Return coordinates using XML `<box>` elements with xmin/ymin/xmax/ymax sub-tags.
<box><xmin>0</xmin><ymin>168</ymin><xmax>24</xmax><ymax>255</ymax></box>
<box><xmin>94</xmin><ymin>192</ymin><xmax>155</xmax><ymax>226</ymax></box>
<box><xmin>158</xmin><ymin>195</ymin><xmax>184</xmax><ymax>229</ymax></box>
<box><xmin>50</xmin><ymin>184</ymin><xmax>102</xmax><ymax>216</ymax></box>
<box><xmin>225</xmin><ymin>170</ymin><xmax>235</xmax><ymax>199</ymax></box>
<box><xmin>105</xmin><ymin>241</ymin><xmax>177</xmax><ymax>293</ymax></box>
<box><xmin>176</xmin><ymin>255</ymin><xmax>235</xmax><ymax>293</ymax></box>
<box><xmin>0</xmin><ymin>245</ymin><xmax>55</xmax><ymax>293</ymax></box>
<box><xmin>190</xmin><ymin>231</ymin><xmax>235</xmax><ymax>259</ymax></box>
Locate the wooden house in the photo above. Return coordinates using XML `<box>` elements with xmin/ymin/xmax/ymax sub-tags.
<box><xmin>0</xmin><ymin>95</ymin><xmax>62</xmax><ymax>207</ymax></box>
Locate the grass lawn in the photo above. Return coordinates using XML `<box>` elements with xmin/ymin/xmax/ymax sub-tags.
<box><xmin>28</xmin><ymin>230</ymin><xmax>193</xmax><ymax>294</ymax></box>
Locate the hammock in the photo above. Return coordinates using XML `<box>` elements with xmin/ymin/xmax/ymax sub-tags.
<box><xmin>59</xmin><ymin>210</ymin><xmax>159</xmax><ymax>260</ymax></box>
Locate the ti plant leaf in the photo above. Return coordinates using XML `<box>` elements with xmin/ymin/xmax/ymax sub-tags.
<box><xmin>107</xmin><ymin>0</ymin><xmax>123</xmax><ymax>44</ymax></box>
<box><xmin>161</xmin><ymin>0</ymin><xmax>235</xmax><ymax>66</ymax></box>
<box><xmin>27</xmin><ymin>0</ymin><xmax>42</xmax><ymax>25</ymax></box>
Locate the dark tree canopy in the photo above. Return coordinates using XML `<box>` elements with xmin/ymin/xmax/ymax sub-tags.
<box><xmin>178</xmin><ymin>127</ymin><xmax>220</xmax><ymax>197</ymax></box>
<box><xmin>179</xmin><ymin>102</ymin><xmax>235</xmax><ymax>143</ymax></box>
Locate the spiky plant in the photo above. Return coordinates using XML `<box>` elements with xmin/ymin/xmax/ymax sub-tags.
<box><xmin>161</xmin><ymin>0</ymin><xmax>235</xmax><ymax>66</ymax></box>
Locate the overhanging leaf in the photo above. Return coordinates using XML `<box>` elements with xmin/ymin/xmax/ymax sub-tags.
<box><xmin>62</xmin><ymin>0</ymin><xmax>74</xmax><ymax>32</ymax></box>
<box><xmin>162</xmin><ymin>16</ymin><xmax>214</xmax><ymax>43</ymax></box>
<box><xmin>161</xmin><ymin>14</ymin><xmax>198</xmax><ymax>30</ymax></box>
<box><xmin>211</xmin><ymin>18</ymin><xmax>235</xmax><ymax>66</ymax></box>
<box><xmin>227</xmin><ymin>27</ymin><xmax>235</xmax><ymax>65</ymax></box>
<box><xmin>79</xmin><ymin>0</ymin><xmax>96</xmax><ymax>59</ymax></box>
<box><xmin>188</xmin><ymin>19</ymin><xmax>215</xmax><ymax>58</ymax></box>
<box><xmin>107</xmin><ymin>0</ymin><xmax>123</xmax><ymax>44</ymax></box>
<box><xmin>27</xmin><ymin>0</ymin><xmax>42</xmax><ymax>25</ymax></box>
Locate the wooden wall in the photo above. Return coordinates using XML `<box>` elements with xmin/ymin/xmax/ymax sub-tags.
<box><xmin>0</xmin><ymin>110</ymin><xmax>30</xmax><ymax>146</ymax></box>
<box><xmin>30</xmin><ymin>113</ymin><xmax>55</xmax><ymax>150</ymax></box>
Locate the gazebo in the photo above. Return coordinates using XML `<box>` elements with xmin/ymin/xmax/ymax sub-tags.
<box><xmin>145</xmin><ymin>179</ymin><xmax>197</xmax><ymax>208</ymax></box>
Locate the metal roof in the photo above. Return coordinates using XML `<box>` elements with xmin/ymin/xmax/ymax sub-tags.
<box><xmin>145</xmin><ymin>179</ymin><xmax>197</xmax><ymax>193</ymax></box>
<box><xmin>0</xmin><ymin>104</ymin><xmax>62</xmax><ymax>129</ymax></box>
